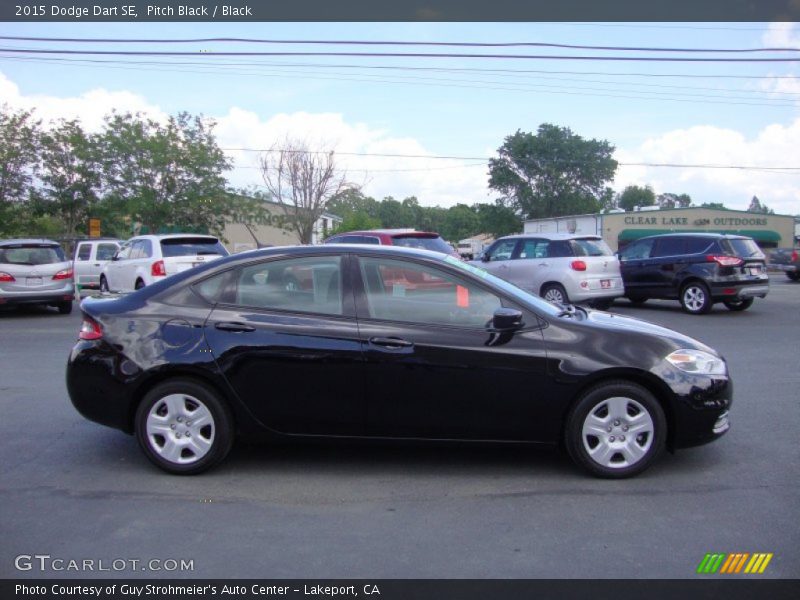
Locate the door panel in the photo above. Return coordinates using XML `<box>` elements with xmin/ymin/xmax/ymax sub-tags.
<box><xmin>203</xmin><ymin>255</ymin><xmax>365</xmax><ymax>435</ymax></box>
<box><xmin>353</xmin><ymin>255</ymin><xmax>552</xmax><ymax>441</ymax></box>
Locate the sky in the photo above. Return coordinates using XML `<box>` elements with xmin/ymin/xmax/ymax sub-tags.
<box><xmin>1</xmin><ymin>21</ymin><xmax>800</xmax><ymax>215</ymax></box>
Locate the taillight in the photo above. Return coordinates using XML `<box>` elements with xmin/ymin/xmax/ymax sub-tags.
<box><xmin>0</xmin><ymin>272</ymin><xmax>15</xmax><ymax>282</ymax></box>
<box><xmin>52</xmin><ymin>268</ymin><xmax>73</xmax><ymax>280</ymax></box>
<box><xmin>151</xmin><ymin>260</ymin><xmax>166</xmax><ymax>277</ymax></box>
<box><xmin>706</xmin><ymin>255</ymin><xmax>743</xmax><ymax>267</ymax></box>
<box><xmin>792</xmin><ymin>250</ymin><xmax>798</xmax><ymax>262</ymax></box>
<box><xmin>570</xmin><ymin>260</ymin><xmax>587</xmax><ymax>271</ymax></box>
<box><xmin>79</xmin><ymin>317</ymin><xmax>103</xmax><ymax>340</ymax></box>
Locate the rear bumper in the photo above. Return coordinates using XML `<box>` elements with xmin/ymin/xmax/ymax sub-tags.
<box><xmin>0</xmin><ymin>288</ymin><xmax>74</xmax><ymax>305</ymax></box>
<box><xmin>709</xmin><ymin>281</ymin><xmax>769</xmax><ymax>301</ymax></box>
<box><xmin>567</xmin><ymin>276</ymin><xmax>625</xmax><ymax>302</ymax></box>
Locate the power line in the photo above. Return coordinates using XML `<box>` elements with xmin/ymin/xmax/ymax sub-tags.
<box><xmin>3</xmin><ymin>47</ymin><xmax>800</xmax><ymax>62</ymax></box>
<box><xmin>2</xmin><ymin>35</ymin><xmax>799</xmax><ymax>53</ymax></box>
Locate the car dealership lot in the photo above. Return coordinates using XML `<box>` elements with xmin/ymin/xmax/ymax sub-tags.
<box><xmin>1</xmin><ymin>280</ymin><xmax>798</xmax><ymax>579</ymax></box>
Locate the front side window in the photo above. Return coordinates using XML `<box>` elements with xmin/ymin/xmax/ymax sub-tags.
<box><xmin>519</xmin><ymin>239</ymin><xmax>548</xmax><ymax>259</ymax></box>
<box><xmin>358</xmin><ymin>257</ymin><xmax>502</xmax><ymax>328</ymax></box>
<box><xmin>652</xmin><ymin>237</ymin><xmax>687</xmax><ymax>258</ymax></box>
<box><xmin>486</xmin><ymin>239</ymin><xmax>518</xmax><ymax>262</ymax></box>
<box><xmin>233</xmin><ymin>256</ymin><xmax>343</xmax><ymax>316</ymax></box>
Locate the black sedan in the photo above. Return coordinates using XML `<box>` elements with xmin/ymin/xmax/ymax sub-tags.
<box><xmin>67</xmin><ymin>245</ymin><xmax>732</xmax><ymax>478</ymax></box>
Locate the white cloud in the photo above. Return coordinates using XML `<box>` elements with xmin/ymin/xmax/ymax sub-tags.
<box><xmin>614</xmin><ymin>121</ymin><xmax>800</xmax><ymax>214</ymax></box>
<box><xmin>0</xmin><ymin>72</ymin><xmax>166</xmax><ymax>131</ymax></box>
<box><xmin>762</xmin><ymin>22</ymin><xmax>800</xmax><ymax>47</ymax></box>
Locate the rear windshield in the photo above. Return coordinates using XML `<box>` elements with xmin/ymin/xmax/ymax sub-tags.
<box><xmin>722</xmin><ymin>238</ymin><xmax>764</xmax><ymax>259</ymax></box>
<box><xmin>570</xmin><ymin>238</ymin><xmax>613</xmax><ymax>257</ymax></box>
<box><xmin>0</xmin><ymin>244</ymin><xmax>65</xmax><ymax>265</ymax></box>
<box><xmin>392</xmin><ymin>235</ymin><xmax>453</xmax><ymax>254</ymax></box>
<box><xmin>160</xmin><ymin>238</ymin><xmax>229</xmax><ymax>258</ymax></box>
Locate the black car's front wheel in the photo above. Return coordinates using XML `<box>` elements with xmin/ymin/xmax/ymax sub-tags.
<box><xmin>680</xmin><ymin>281</ymin><xmax>712</xmax><ymax>315</ymax></box>
<box><xmin>723</xmin><ymin>298</ymin><xmax>754</xmax><ymax>311</ymax></box>
<box><xmin>135</xmin><ymin>379</ymin><xmax>234</xmax><ymax>475</ymax></box>
<box><xmin>565</xmin><ymin>381</ymin><xmax>666</xmax><ymax>478</ymax></box>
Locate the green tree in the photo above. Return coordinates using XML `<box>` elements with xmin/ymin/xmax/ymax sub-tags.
<box><xmin>747</xmin><ymin>195</ymin><xmax>774</xmax><ymax>214</ymax></box>
<box><xmin>0</xmin><ymin>105</ymin><xmax>41</xmax><ymax>236</ymax></box>
<box><xmin>657</xmin><ymin>192</ymin><xmax>692</xmax><ymax>209</ymax></box>
<box><xmin>440</xmin><ymin>203</ymin><xmax>480</xmax><ymax>241</ymax></box>
<box><xmin>617</xmin><ymin>185</ymin><xmax>656</xmax><ymax>212</ymax></box>
<box><xmin>474</xmin><ymin>201</ymin><xmax>520</xmax><ymax>237</ymax></box>
<box><xmin>488</xmin><ymin>124</ymin><xmax>617</xmax><ymax>219</ymax></box>
<box><xmin>101</xmin><ymin>111</ymin><xmax>232</xmax><ymax>237</ymax></box>
<box><xmin>35</xmin><ymin>119</ymin><xmax>102</xmax><ymax>237</ymax></box>
<box><xmin>327</xmin><ymin>188</ymin><xmax>380</xmax><ymax>220</ymax></box>
<box><xmin>331</xmin><ymin>211</ymin><xmax>382</xmax><ymax>234</ymax></box>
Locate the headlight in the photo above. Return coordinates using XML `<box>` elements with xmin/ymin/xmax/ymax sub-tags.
<box><xmin>666</xmin><ymin>349</ymin><xmax>727</xmax><ymax>376</ymax></box>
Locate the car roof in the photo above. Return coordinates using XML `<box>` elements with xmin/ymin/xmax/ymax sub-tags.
<box><xmin>331</xmin><ymin>229</ymin><xmax>441</xmax><ymax>237</ymax></box>
<box><xmin>0</xmin><ymin>238</ymin><xmax>62</xmax><ymax>247</ymax></box>
<box><xmin>129</xmin><ymin>234</ymin><xmax>220</xmax><ymax>241</ymax></box>
<box><xmin>498</xmin><ymin>233</ymin><xmax>602</xmax><ymax>241</ymax></box>
<box><xmin>636</xmin><ymin>232</ymin><xmax>751</xmax><ymax>241</ymax></box>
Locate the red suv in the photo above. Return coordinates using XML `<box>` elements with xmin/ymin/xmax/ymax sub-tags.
<box><xmin>323</xmin><ymin>229</ymin><xmax>459</xmax><ymax>257</ymax></box>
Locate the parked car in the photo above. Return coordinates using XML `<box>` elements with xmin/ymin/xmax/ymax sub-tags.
<box><xmin>618</xmin><ymin>233</ymin><xmax>769</xmax><ymax>314</ymax></box>
<box><xmin>769</xmin><ymin>247</ymin><xmax>799</xmax><ymax>281</ymax></box>
<box><xmin>324</xmin><ymin>229</ymin><xmax>460</xmax><ymax>257</ymax></box>
<box><xmin>0</xmin><ymin>239</ymin><xmax>75</xmax><ymax>314</ymax></box>
<box><xmin>457</xmin><ymin>239</ymin><xmax>486</xmax><ymax>261</ymax></box>
<box><xmin>100</xmin><ymin>234</ymin><xmax>229</xmax><ymax>292</ymax></box>
<box><xmin>472</xmin><ymin>233</ymin><xmax>623</xmax><ymax>309</ymax></box>
<box><xmin>67</xmin><ymin>244</ymin><xmax>732</xmax><ymax>478</ymax></box>
<box><xmin>73</xmin><ymin>238</ymin><xmax>121</xmax><ymax>291</ymax></box>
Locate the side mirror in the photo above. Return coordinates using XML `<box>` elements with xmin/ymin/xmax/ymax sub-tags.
<box><xmin>491</xmin><ymin>307</ymin><xmax>523</xmax><ymax>332</ymax></box>
<box><xmin>480</xmin><ymin>253</ymin><xmax>490</xmax><ymax>262</ymax></box>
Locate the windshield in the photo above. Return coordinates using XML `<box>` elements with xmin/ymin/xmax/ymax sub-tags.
<box><xmin>0</xmin><ymin>244</ymin><xmax>65</xmax><ymax>265</ymax></box>
<box><xmin>723</xmin><ymin>238</ymin><xmax>764</xmax><ymax>259</ymax></box>
<box><xmin>160</xmin><ymin>238</ymin><xmax>229</xmax><ymax>258</ymax></box>
<box><xmin>443</xmin><ymin>255</ymin><xmax>563</xmax><ymax>316</ymax></box>
<box><xmin>392</xmin><ymin>235</ymin><xmax>453</xmax><ymax>254</ymax></box>
<box><xmin>571</xmin><ymin>238</ymin><xmax>613</xmax><ymax>257</ymax></box>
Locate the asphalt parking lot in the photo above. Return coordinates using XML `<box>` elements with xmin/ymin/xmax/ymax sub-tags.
<box><xmin>1</xmin><ymin>280</ymin><xmax>798</xmax><ymax>579</ymax></box>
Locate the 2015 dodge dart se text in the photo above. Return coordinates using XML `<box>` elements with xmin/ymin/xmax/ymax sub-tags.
<box><xmin>66</xmin><ymin>245</ymin><xmax>732</xmax><ymax>478</ymax></box>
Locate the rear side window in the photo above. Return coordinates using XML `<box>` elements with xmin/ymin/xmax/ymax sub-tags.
<box><xmin>0</xmin><ymin>245</ymin><xmax>65</xmax><ymax>265</ymax></box>
<box><xmin>160</xmin><ymin>238</ymin><xmax>229</xmax><ymax>258</ymax></box>
<box><xmin>685</xmin><ymin>238</ymin><xmax>714</xmax><ymax>254</ymax></box>
<box><xmin>519</xmin><ymin>239</ymin><xmax>550</xmax><ymax>259</ymax></box>
<box><xmin>391</xmin><ymin>235</ymin><xmax>452</xmax><ymax>253</ymax></box>
<box><xmin>619</xmin><ymin>239</ymin><xmax>655</xmax><ymax>260</ymax></box>
<box><xmin>96</xmin><ymin>243</ymin><xmax>118</xmax><ymax>261</ymax></box>
<box><xmin>571</xmin><ymin>238</ymin><xmax>613</xmax><ymax>257</ymax></box>
<box><xmin>652</xmin><ymin>238</ymin><xmax>687</xmax><ymax>257</ymax></box>
<box><xmin>722</xmin><ymin>238</ymin><xmax>764</xmax><ymax>259</ymax></box>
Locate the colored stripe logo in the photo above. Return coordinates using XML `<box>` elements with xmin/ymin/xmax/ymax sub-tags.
<box><xmin>697</xmin><ymin>553</ymin><xmax>773</xmax><ymax>574</ymax></box>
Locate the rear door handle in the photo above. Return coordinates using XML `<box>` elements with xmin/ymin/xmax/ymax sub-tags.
<box><xmin>215</xmin><ymin>321</ymin><xmax>256</xmax><ymax>333</ymax></box>
<box><xmin>369</xmin><ymin>336</ymin><xmax>413</xmax><ymax>349</ymax></box>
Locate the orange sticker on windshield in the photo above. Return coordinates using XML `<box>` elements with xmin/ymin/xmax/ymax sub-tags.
<box><xmin>456</xmin><ymin>285</ymin><xmax>469</xmax><ymax>307</ymax></box>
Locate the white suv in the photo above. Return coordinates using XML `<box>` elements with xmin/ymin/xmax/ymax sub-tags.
<box><xmin>472</xmin><ymin>233</ymin><xmax>624</xmax><ymax>309</ymax></box>
<box><xmin>100</xmin><ymin>234</ymin><xmax>229</xmax><ymax>292</ymax></box>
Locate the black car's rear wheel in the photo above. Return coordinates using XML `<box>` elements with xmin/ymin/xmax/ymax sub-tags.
<box><xmin>787</xmin><ymin>272</ymin><xmax>800</xmax><ymax>282</ymax></box>
<box><xmin>135</xmin><ymin>379</ymin><xmax>234</xmax><ymax>475</ymax></box>
<box><xmin>680</xmin><ymin>281</ymin><xmax>712</xmax><ymax>315</ymax></box>
<box><xmin>723</xmin><ymin>298</ymin><xmax>754</xmax><ymax>311</ymax></box>
<box><xmin>565</xmin><ymin>381</ymin><xmax>666</xmax><ymax>479</ymax></box>
<box><xmin>57</xmin><ymin>301</ymin><xmax>73</xmax><ymax>315</ymax></box>
<box><xmin>628</xmin><ymin>296</ymin><xmax>648</xmax><ymax>306</ymax></box>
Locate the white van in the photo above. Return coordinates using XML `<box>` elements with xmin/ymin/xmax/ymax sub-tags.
<box><xmin>73</xmin><ymin>239</ymin><xmax>122</xmax><ymax>292</ymax></box>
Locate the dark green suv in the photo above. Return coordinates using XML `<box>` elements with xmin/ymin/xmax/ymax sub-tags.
<box><xmin>618</xmin><ymin>233</ymin><xmax>769</xmax><ymax>314</ymax></box>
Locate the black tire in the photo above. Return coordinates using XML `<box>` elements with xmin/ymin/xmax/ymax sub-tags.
<box><xmin>134</xmin><ymin>279</ymin><xmax>145</xmax><ymax>290</ymax></box>
<box><xmin>787</xmin><ymin>272</ymin><xmax>800</xmax><ymax>282</ymax></box>
<box><xmin>628</xmin><ymin>296</ymin><xmax>648</xmax><ymax>306</ymax></box>
<box><xmin>589</xmin><ymin>298</ymin><xmax>614</xmax><ymax>311</ymax></box>
<box><xmin>135</xmin><ymin>379</ymin><xmax>235</xmax><ymax>475</ymax></box>
<box><xmin>541</xmin><ymin>283</ymin><xmax>569</xmax><ymax>306</ymax></box>
<box><xmin>57</xmin><ymin>301</ymin><xmax>73</xmax><ymax>315</ymax></box>
<box><xmin>564</xmin><ymin>381</ymin><xmax>666</xmax><ymax>479</ymax></box>
<box><xmin>99</xmin><ymin>275</ymin><xmax>109</xmax><ymax>293</ymax></box>
<box><xmin>723</xmin><ymin>298</ymin><xmax>754</xmax><ymax>312</ymax></box>
<box><xmin>679</xmin><ymin>281</ymin><xmax>712</xmax><ymax>315</ymax></box>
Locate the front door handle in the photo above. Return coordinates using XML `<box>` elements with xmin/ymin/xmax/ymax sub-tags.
<box><xmin>215</xmin><ymin>321</ymin><xmax>256</xmax><ymax>333</ymax></box>
<box><xmin>369</xmin><ymin>336</ymin><xmax>413</xmax><ymax>349</ymax></box>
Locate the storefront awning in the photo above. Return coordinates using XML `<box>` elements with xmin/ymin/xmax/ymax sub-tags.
<box><xmin>618</xmin><ymin>229</ymin><xmax>782</xmax><ymax>243</ymax></box>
